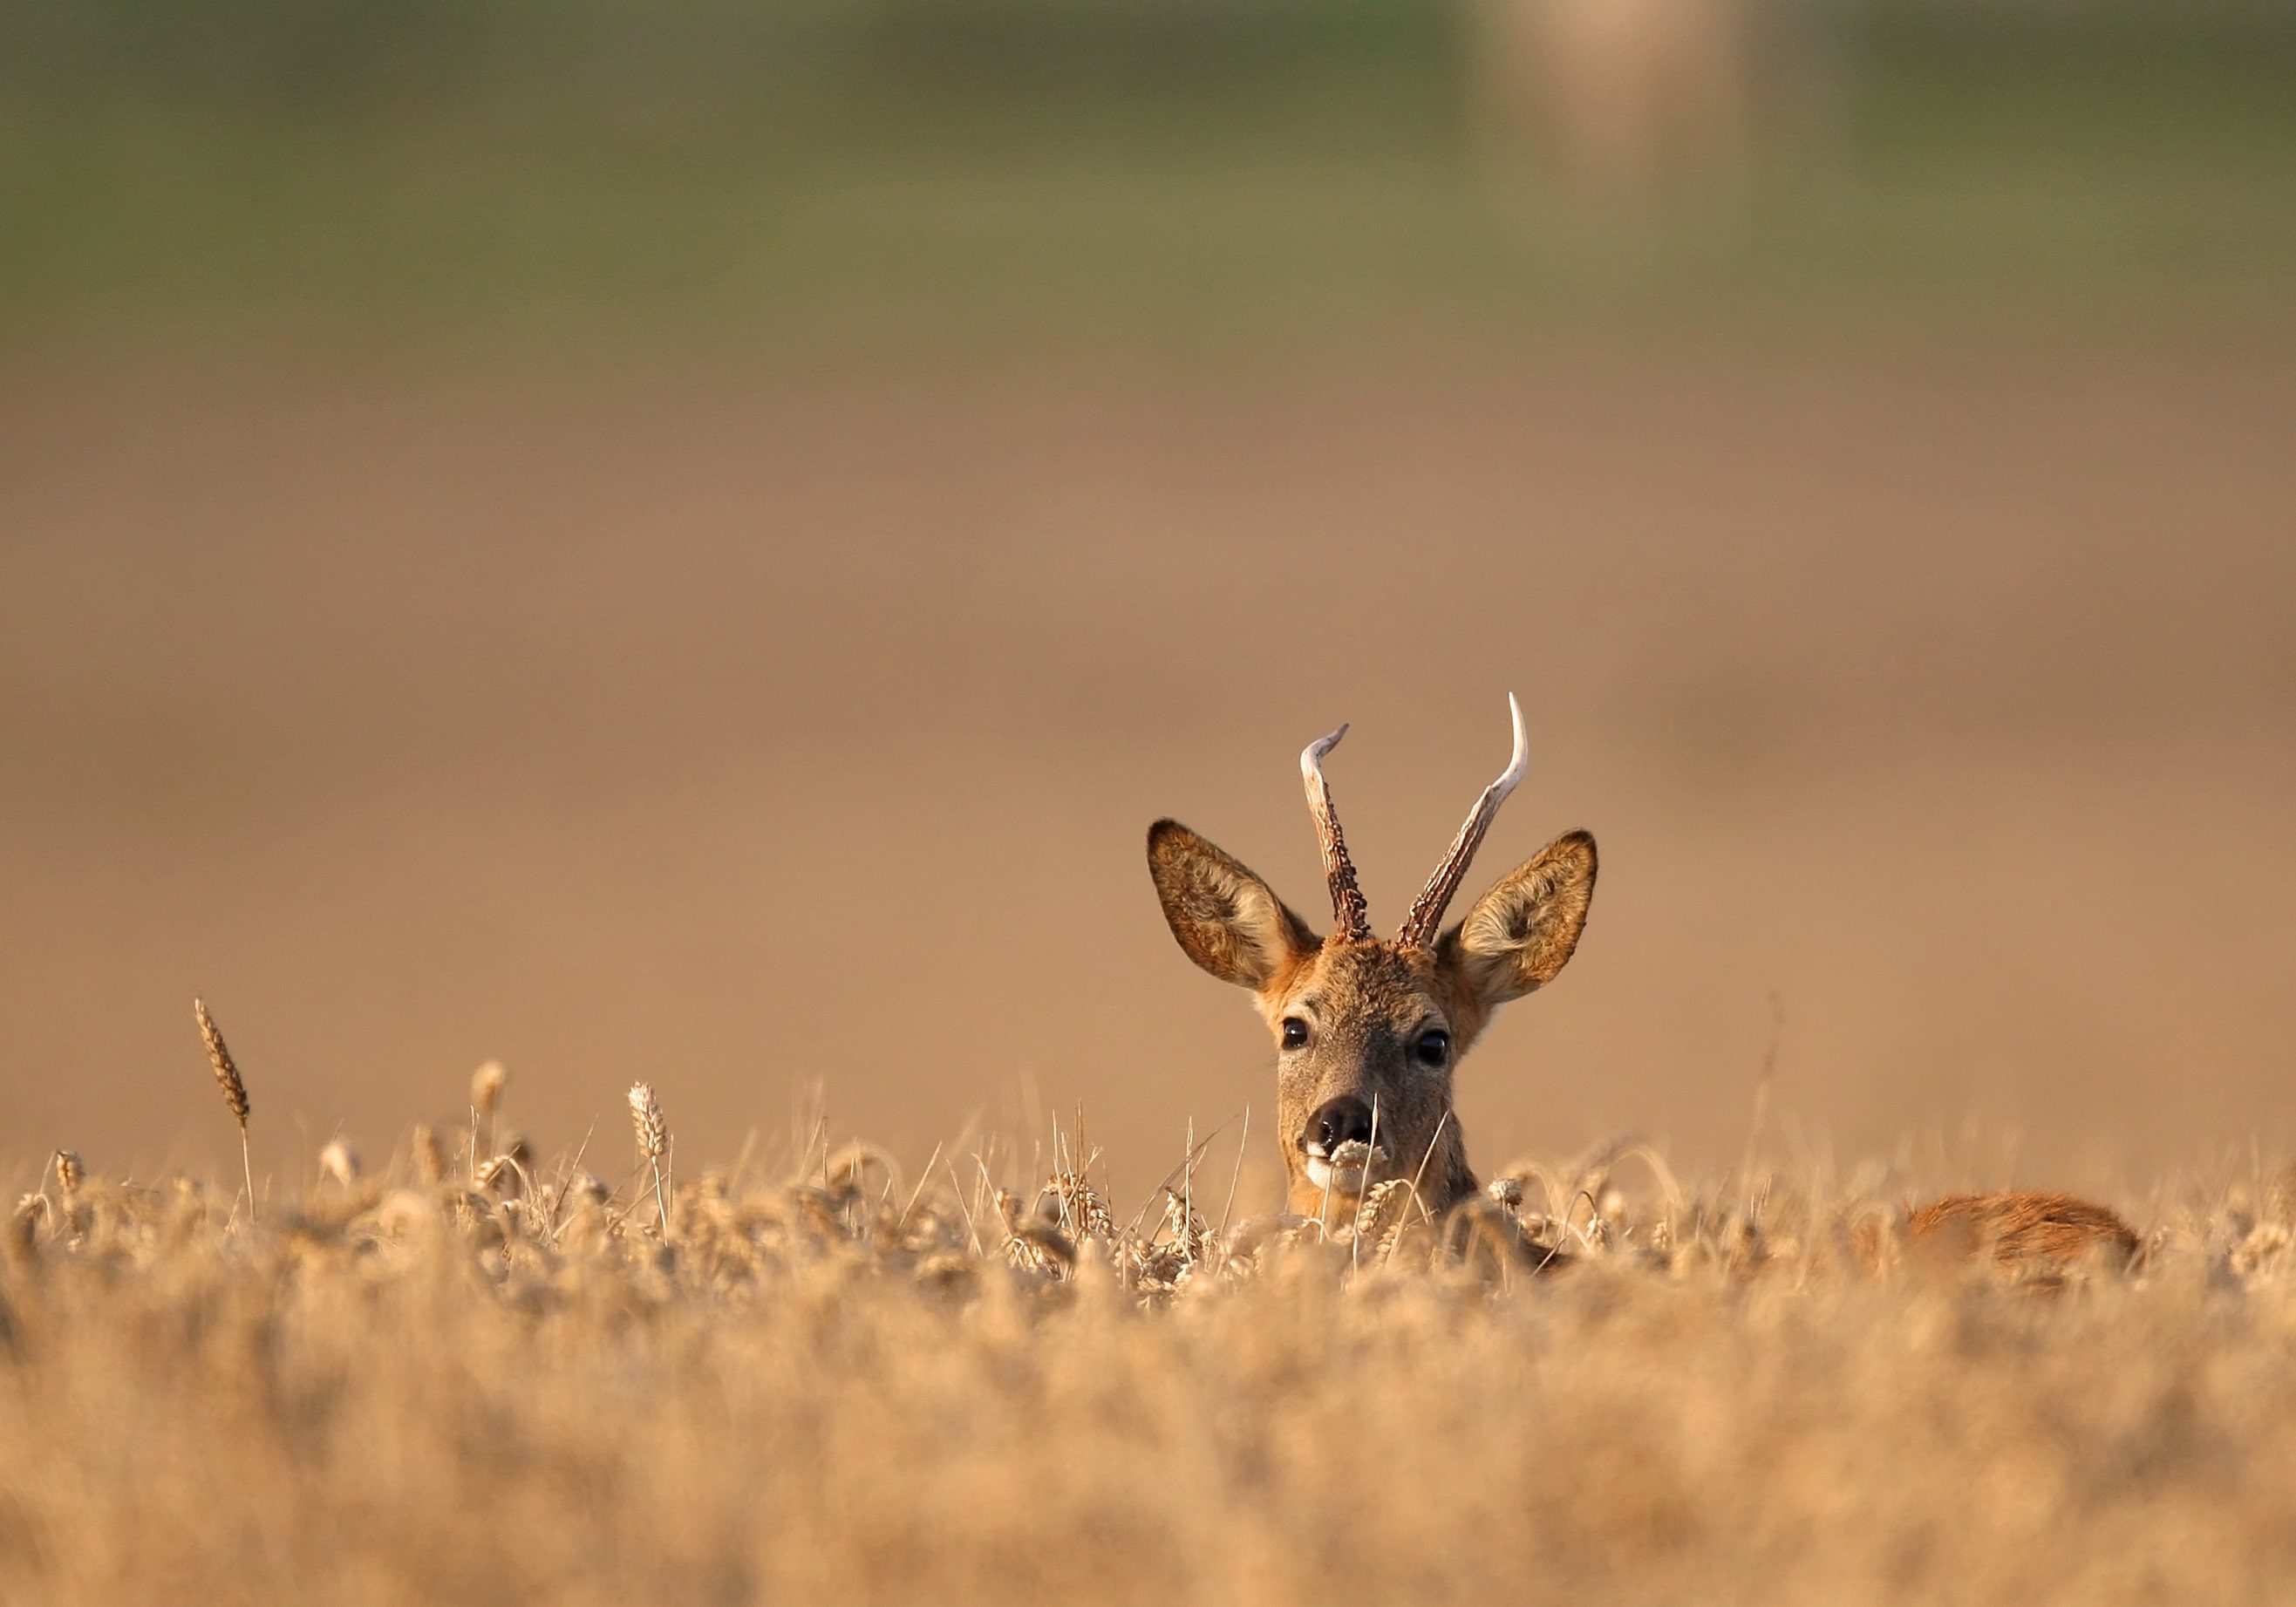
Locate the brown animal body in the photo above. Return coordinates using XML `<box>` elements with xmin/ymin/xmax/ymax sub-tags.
<box><xmin>1909</xmin><ymin>1191</ymin><xmax>2139</xmax><ymax>1270</ymax></box>
<box><xmin>1148</xmin><ymin>699</ymin><xmax>2136</xmax><ymax>1268</ymax></box>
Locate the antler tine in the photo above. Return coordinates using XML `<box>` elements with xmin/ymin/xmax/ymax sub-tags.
<box><xmin>1300</xmin><ymin>722</ymin><xmax>1372</xmax><ymax>942</ymax></box>
<box><xmin>1396</xmin><ymin>693</ymin><xmax>1530</xmax><ymax>949</ymax></box>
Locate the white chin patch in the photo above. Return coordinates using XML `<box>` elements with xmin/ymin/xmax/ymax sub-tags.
<box><xmin>1303</xmin><ymin>1151</ymin><xmax>1375</xmax><ymax>1196</ymax></box>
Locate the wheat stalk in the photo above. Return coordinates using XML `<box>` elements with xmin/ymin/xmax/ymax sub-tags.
<box><xmin>470</xmin><ymin>1061</ymin><xmax>508</xmax><ymax>1166</ymax></box>
<box><xmin>1352</xmin><ymin>1096</ymin><xmax>1381</xmax><ymax>1270</ymax></box>
<box><xmin>410</xmin><ymin>1123</ymin><xmax>446</xmax><ymax>1186</ymax></box>
<box><xmin>318</xmin><ymin>1137</ymin><xmax>361</xmax><ymax>1189</ymax></box>
<box><xmin>474</xmin><ymin>1154</ymin><xmax>528</xmax><ymax>1198</ymax></box>
<box><xmin>51</xmin><ymin>1149</ymin><xmax>82</xmax><ymax>1196</ymax></box>
<box><xmin>629</xmin><ymin>1082</ymin><xmax>671</xmax><ymax>1237</ymax></box>
<box><xmin>1355</xmin><ymin>1177</ymin><xmax>1414</xmax><ymax>1246</ymax></box>
<box><xmin>194</xmin><ymin>998</ymin><xmax>256</xmax><ymax>1221</ymax></box>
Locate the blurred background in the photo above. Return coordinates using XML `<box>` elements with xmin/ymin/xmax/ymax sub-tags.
<box><xmin>3</xmin><ymin>0</ymin><xmax>2293</xmax><ymax>1203</ymax></box>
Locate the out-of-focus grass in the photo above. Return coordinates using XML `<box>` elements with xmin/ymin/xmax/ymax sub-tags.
<box><xmin>2</xmin><ymin>0</ymin><xmax>2292</xmax><ymax>346</ymax></box>
<box><xmin>6</xmin><ymin>1102</ymin><xmax>2296</xmax><ymax>1606</ymax></box>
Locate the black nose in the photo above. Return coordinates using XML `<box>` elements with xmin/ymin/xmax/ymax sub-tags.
<box><xmin>1305</xmin><ymin>1096</ymin><xmax>1374</xmax><ymax>1155</ymax></box>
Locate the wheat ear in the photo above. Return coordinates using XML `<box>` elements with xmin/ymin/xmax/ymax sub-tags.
<box><xmin>194</xmin><ymin>998</ymin><xmax>256</xmax><ymax>1222</ymax></box>
<box><xmin>470</xmin><ymin>1060</ymin><xmax>508</xmax><ymax>1168</ymax></box>
<box><xmin>628</xmin><ymin>1082</ymin><xmax>671</xmax><ymax>1238</ymax></box>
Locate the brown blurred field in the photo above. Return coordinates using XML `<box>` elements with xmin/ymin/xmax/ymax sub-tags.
<box><xmin>9</xmin><ymin>3</ymin><xmax>2296</xmax><ymax>1602</ymax></box>
<box><xmin>8</xmin><ymin>1129</ymin><xmax>2296</xmax><ymax>1605</ymax></box>
<box><xmin>5</xmin><ymin>337</ymin><xmax>2293</xmax><ymax>1202</ymax></box>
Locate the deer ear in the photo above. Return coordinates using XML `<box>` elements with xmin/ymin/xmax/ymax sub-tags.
<box><xmin>1443</xmin><ymin>830</ymin><xmax>1597</xmax><ymax>1007</ymax></box>
<box><xmin>1147</xmin><ymin>821</ymin><xmax>1318</xmax><ymax>991</ymax></box>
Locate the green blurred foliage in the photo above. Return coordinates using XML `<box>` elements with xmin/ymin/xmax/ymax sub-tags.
<box><xmin>1</xmin><ymin>0</ymin><xmax>2291</xmax><ymax>344</ymax></box>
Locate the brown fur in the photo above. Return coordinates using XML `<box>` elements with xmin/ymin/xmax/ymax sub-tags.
<box><xmin>1908</xmin><ymin>1190</ymin><xmax>2140</xmax><ymax>1271</ymax></box>
<box><xmin>1148</xmin><ymin>819</ymin><xmax>1598</xmax><ymax>1219</ymax></box>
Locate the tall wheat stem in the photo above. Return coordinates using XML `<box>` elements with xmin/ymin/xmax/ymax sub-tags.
<box><xmin>629</xmin><ymin>1082</ymin><xmax>671</xmax><ymax>1239</ymax></box>
<box><xmin>194</xmin><ymin>998</ymin><xmax>256</xmax><ymax>1222</ymax></box>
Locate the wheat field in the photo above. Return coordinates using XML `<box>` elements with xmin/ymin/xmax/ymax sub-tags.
<box><xmin>8</xmin><ymin>7</ymin><xmax>2292</xmax><ymax>1597</ymax></box>
<box><xmin>7</xmin><ymin>1044</ymin><xmax>2296</xmax><ymax>1607</ymax></box>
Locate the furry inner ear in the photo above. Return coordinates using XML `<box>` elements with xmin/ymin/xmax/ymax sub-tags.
<box><xmin>1444</xmin><ymin>830</ymin><xmax>1598</xmax><ymax>1007</ymax></box>
<box><xmin>1147</xmin><ymin>820</ymin><xmax>1318</xmax><ymax>991</ymax></box>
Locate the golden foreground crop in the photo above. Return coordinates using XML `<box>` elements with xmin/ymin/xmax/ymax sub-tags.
<box><xmin>7</xmin><ymin>1099</ymin><xmax>2296</xmax><ymax>1607</ymax></box>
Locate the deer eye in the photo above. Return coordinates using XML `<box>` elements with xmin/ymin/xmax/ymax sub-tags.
<box><xmin>1281</xmin><ymin>1018</ymin><xmax>1310</xmax><ymax>1051</ymax></box>
<box><xmin>1414</xmin><ymin>1028</ymin><xmax>1450</xmax><ymax>1067</ymax></box>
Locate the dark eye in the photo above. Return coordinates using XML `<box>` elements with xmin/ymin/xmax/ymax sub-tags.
<box><xmin>1281</xmin><ymin>1018</ymin><xmax>1310</xmax><ymax>1051</ymax></box>
<box><xmin>1414</xmin><ymin>1029</ymin><xmax>1450</xmax><ymax>1067</ymax></box>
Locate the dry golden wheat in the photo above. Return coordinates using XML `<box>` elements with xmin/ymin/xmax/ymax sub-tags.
<box><xmin>410</xmin><ymin>1123</ymin><xmax>447</xmax><ymax>1185</ymax></box>
<box><xmin>627</xmin><ymin>1082</ymin><xmax>666</xmax><ymax>1162</ymax></box>
<box><xmin>628</xmin><ymin>1081</ymin><xmax>671</xmax><ymax>1235</ymax></box>
<box><xmin>193</xmin><ymin>998</ymin><xmax>249</xmax><ymax>1125</ymax></box>
<box><xmin>318</xmin><ymin>1137</ymin><xmax>361</xmax><ymax>1188</ymax></box>
<box><xmin>191</xmin><ymin>997</ymin><xmax>256</xmax><ymax>1217</ymax></box>
<box><xmin>470</xmin><ymin>1060</ymin><xmax>508</xmax><ymax>1123</ymax></box>
<box><xmin>1041</xmin><ymin>1170</ymin><xmax>1117</xmax><ymax>1243</ymax></box>
<box><xmin>10</xmin><ymin>1100</ymin><xmax>2296</xmax><ymax>1607</ymax></box>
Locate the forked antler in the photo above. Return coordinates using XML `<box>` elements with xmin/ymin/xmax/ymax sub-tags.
<box><xmin>1396</xmin><ymin>693</ymin><xmax>1530</xmax><ymax>949</ymax></box>
<box><xmin>1300</xmin><ymin>724</ymin><xmax>1372</xmax><ymax>941</ymax></box>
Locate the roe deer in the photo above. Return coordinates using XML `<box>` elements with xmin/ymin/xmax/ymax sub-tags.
<box><xmin>1148</xmin><ymin>696</ymin><xmax>1591</xmax><ymax>1222</ymax></box>
<box><xmin>1148</xmin><ymin>698</ymin><xmax>2137</xmax><ymax>1270</ymax></box>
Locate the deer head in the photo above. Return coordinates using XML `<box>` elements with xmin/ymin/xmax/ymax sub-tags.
<box><xmin>1148</xmin><ymin>697</ymin><xmax>1597</xmax><ymax>1220</ymax></box>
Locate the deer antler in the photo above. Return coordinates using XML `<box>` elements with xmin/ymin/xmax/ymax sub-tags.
<box><xmin>1396</xmin><ymin>693</ymin><xmax>1530</xmax><ymax>949</ymax></box>
<box><xmin>1300</xmin><ymin>723</ymin><xmax>1372</xmax><ymax>941</ymax></box>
